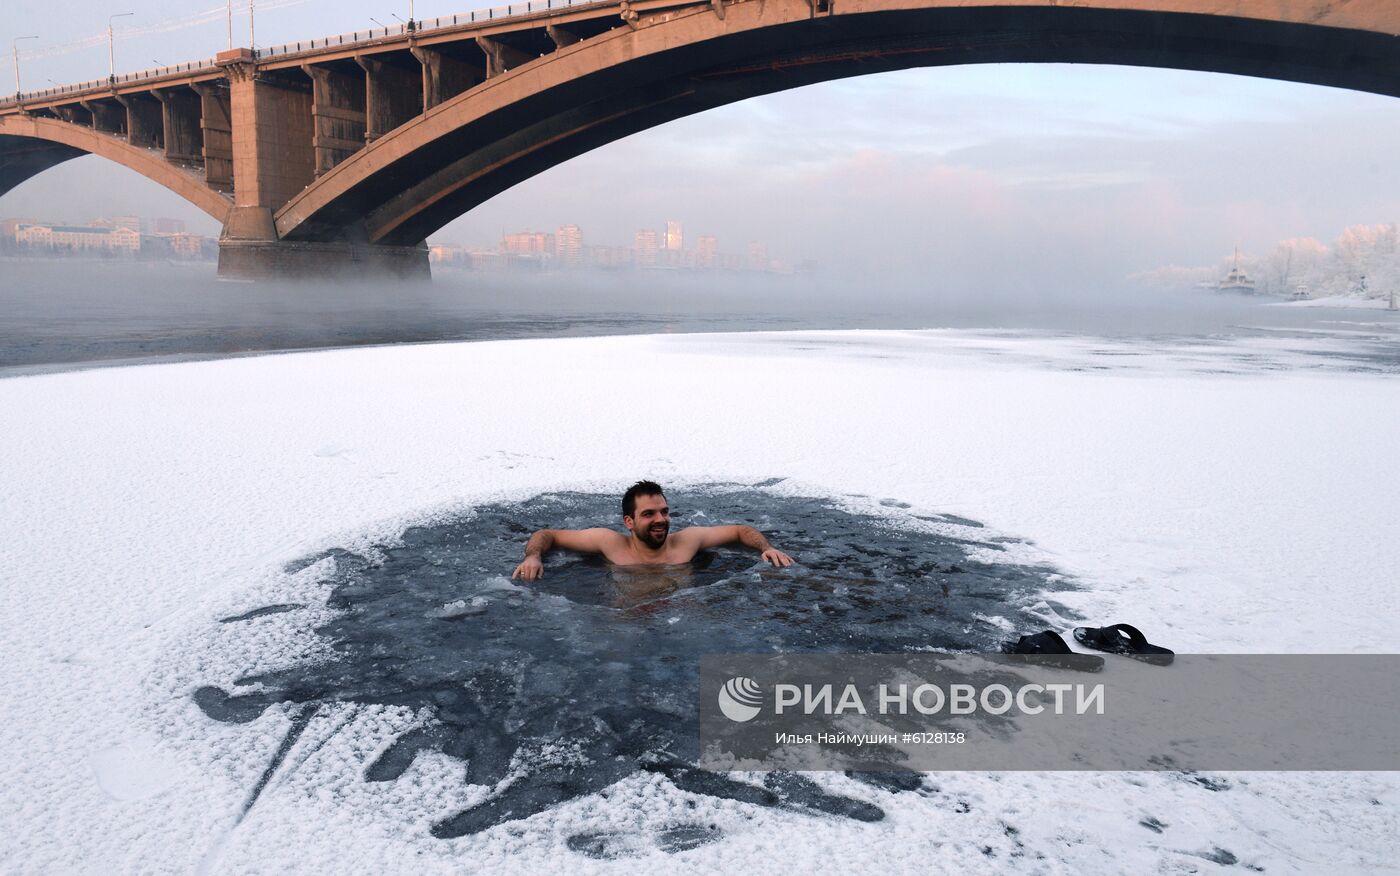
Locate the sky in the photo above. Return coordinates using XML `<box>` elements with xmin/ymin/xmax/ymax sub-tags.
<box><xmin>4</xmin><ymin>0</ymin><xmax>1400</xmax><ymax>292</ymax></box>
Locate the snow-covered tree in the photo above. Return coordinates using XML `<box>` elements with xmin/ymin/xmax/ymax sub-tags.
<box><xmin>1136</xmin><ymin>223</ymin><xmax>1400</xmax><ymax>300</ymax></box>
<box><xmin>1259</xmin><ymin>238</ymin><xmax>1328</xmax><ymax>297</ymax></box>
<box><xmin>1325</xmin><ymin>224</ymin><xmax>1398</xmax><ymax>299</ymax></box>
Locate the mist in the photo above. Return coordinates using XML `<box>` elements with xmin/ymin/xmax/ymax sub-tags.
<box><xmin>0</xmin><ymin>256</ymin><xmax>1358</xmax><ymax>377</ymax></box>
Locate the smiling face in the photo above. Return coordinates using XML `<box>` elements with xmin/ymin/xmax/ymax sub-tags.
<box><xmin>624</xmin><ymin>492</ymin><xmax>670</xmax><ymax>550</ymax></box>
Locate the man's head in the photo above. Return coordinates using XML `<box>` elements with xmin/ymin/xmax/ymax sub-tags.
<box><xmin>622</xmin><ymin>480</ymin><xmax>669</xmax><ymax>549</ymax></box>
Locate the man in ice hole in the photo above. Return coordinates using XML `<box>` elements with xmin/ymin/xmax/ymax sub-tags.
<box><xmin>512</xmin><ymin>480</ymin><xmax>794</xmax><ymax>581</ymax></box>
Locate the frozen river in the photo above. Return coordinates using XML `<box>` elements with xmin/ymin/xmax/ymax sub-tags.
<box><xmin>1</xmin><ymin>272</ymin><xmax>1398</xmax><ymax>872</ymax></box>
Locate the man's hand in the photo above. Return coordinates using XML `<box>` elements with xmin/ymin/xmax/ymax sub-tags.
<box><xmin>512</xmin><ymin>555</ymin><xmax>543</xmax><ymax>581</ymax></box>
<box><xmin>761</xmin><ymin>548</ymin><xmax>794</xmax><ymax>568</ymax></box>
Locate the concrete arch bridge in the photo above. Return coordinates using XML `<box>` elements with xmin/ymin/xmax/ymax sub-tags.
<box><xmin>2</xmin><ymin>0</ymin><xmax>1397</xmax><ymax>278</ymax></box>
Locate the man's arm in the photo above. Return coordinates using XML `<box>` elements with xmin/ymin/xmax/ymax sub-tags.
<box><xmin>683</xmin><ymin>525</ymin><xmax>794</xmax><ymax>568</ymax></box>
<box><xmin>512</xmin><ymin>528</ymin><xmax>618</xmax><ymax>580</ymax></box>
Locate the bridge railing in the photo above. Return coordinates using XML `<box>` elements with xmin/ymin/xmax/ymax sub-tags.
<box><xmin>0</xmin><ymin>0</ymin><xmax>614</xmax><ymax>108</ymax></box>
<box><xmin>0</xmin><ymin>58</ymin><xmax>219</xmax><ymax>109</ymax></box>
<box><xmin>255</xmin><ymin>0</ymin><xmax>605</xmax><ymax>58</ymax></box>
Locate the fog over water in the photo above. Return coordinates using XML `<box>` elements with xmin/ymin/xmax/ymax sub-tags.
<box><xmin>3</xmin><ymin>259</ymin><xmax>1395</xmax><ymax>376</ymax></box>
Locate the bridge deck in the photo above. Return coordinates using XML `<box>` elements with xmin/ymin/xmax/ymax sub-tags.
<box><xmin>4</xmin><ymin>0</ymin><xmax>1396</xmax><ymax>114</ymax></box>
<box><xmin>0</xmin><ymin>0</ymin><xmax>676</xmax><ymax>113</ymax></box>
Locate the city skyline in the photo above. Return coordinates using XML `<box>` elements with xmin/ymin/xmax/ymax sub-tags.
<box><xmin>0</xmin><ymin>209</ymin><xmax>795</xmax><ymax>272</ymax></box>
<box><xmin>429</xmin><ymin>218</ymin><xmax>800</xmax><ymax>273</ymax></box>
<box><xmin>0</xmin><ymin>212</ymin><xmax>216</xmax><ymax>259</ymax></box>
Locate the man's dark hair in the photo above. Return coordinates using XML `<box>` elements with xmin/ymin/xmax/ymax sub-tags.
<box><xmin>622</xmin><ymin>480</ymin><xmax>665</xmax><ymax>519</ymax></box>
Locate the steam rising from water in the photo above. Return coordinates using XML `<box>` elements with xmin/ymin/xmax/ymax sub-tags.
<box><xmin>3</xmin><ymin>259</ymin><xmax>1381</xmax><ymax>376</ymax></box>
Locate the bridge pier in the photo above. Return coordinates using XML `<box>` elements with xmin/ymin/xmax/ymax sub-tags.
<box><xmin>217</xmin><ymin>237</ymin><xmax>430</xmax><ymax>281</ymax></box>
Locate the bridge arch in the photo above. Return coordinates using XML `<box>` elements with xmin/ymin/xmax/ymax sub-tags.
<box><xmin>275</xmin><ymin>0</ymin><xmax>1400</xmax><ymax>246</ymax></box>
<box><xmin>0</xmin><ymin>115</ymin><xmax>233</xmax><ymax>222</ymax></box>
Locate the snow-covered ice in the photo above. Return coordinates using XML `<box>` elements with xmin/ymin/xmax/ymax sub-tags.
<box><xmin>1272</xmin><ymin>295</ymin><xmax>1396</xmax><ymax>310</ymax></box>
<box><xmin>1</xmin><ymin>327</ymin><xmax>1397</xmax><ymax>873</ymax></box>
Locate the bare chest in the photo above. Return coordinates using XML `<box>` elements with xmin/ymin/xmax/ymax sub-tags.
<box><xmin>602</xmin><ymin>539</ymin><xmax>698</xmax><ymax>567</ymax></box>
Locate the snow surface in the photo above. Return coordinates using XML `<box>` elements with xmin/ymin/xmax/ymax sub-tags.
<box><xmin>1271</xmin><ymin>295</ymin><xmax>1396</xmax><ymax>309</ymax></box>
<box><xmin>2</xmin><ymin>327</ymin><xmax>1398</xmax><ymax>873</ymax></box>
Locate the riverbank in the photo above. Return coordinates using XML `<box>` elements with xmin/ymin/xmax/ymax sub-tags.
<box><xmin>1272</xmin><ymin>294</ymin><xmax>1398</xmax><ymax>309</ymax></box>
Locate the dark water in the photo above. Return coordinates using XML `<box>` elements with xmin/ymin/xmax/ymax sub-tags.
<box><xmin>194</xmin><ymin>486</ymin><xmax>1073</xmax><ymax>846</ymax></box>
<box><xmin>6</xmin><ymin>259</ymin><xmax>1400</xmax><ymax>376</ymax></box>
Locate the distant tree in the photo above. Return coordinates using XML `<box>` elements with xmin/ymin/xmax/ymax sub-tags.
<box><xmin>1126</xmin><ymin>263</ymin><xmax>1218</xmax><ymax>291</ymax></box>
<box><xmin>1368</xmin><ymin>225</ymin><xmax>1400</xmax><ymax>301</ymax></box>
<box><xmin>1326</xmin><ymin>224</ymin><xmax>1397</xmax><ymax>298</ymax></box>
<box><xmin>1259</xmin><ymin>238</ymin><xmax>1328</xmax><ymax>297</ymax></box>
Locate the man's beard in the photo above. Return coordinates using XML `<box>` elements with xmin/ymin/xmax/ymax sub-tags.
<box><xmin>637</xmin><ymin>523</ymin><xmax>668</xmax><ymax>549</ymax></box>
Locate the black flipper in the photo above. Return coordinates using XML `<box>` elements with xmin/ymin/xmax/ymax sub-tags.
<box><xmin>1072</xmin><ymin>623</ymin><xmax>1174</xmax><ymax>665</ymax></box>
<box><xmin>1004</xmin><ymin>631</ymin><xmax>1073</xmax><ymax>654</ymax></box>
<box><xmin>1002</xmin><ymin>631</ymin><xmax>1104</xmax><ymax>672</ymax></box>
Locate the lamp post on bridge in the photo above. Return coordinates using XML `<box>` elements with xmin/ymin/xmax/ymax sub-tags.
<box><xmin>107</xmin><ymin>12</ymin><xmax>134</xmax><ymax>82</ymax></box>
<box><xmin>226</xmin><ymin>0</ymin><xmax>256</xmax><ymax>50</ymax></box>
<box><xmin>389</xmin><ymin>2</ymin><xmax>418</xmax><ymax>32</ymax></box>
<box><xmin>12</xmin><ymin>35</ymin><xmax>38</xmax><ymax>102</ymax></box>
